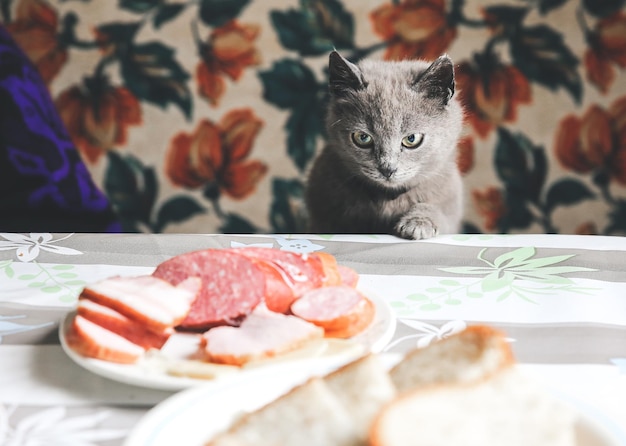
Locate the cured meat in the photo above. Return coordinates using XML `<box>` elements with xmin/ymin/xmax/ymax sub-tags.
<box><xmin>311</xmin><ymin>252</ymin><xmax>343</xmax><ymax>286</ymax></box>
<box><xmin>153</xmin><ymin>249</ymin><xmax>266</xmax><ymax>330</ymax></box>
<box><xmin>290</xmin><ymin>285</ymin><xmax>375</xmax><ymax>338</ymax></box>
<box><xmin>337</xmin><ymin>265</ymin><xmax>359</xmax><ymax>288</ymax></box>
<box><xmin>233</xmin><ymin>247</ymin><xmax>325</xmax><ymax>298</ymax></box>
<box><xmin>80</xmin><ymin>275</ymin><xmax>199</xmax><ymax>332</ymax></box>
<box><xmin>201</xmin><ymin>304</ymin><xmax>324</xmax><ymax>366</ymax></box>
<box><xmin>66</xmin><ymin>315</ymin><xmax>145</xmax><ymax>364</ymax></box>
<box><xmin>76</xmin><ymin>299</ymin><xmax>172</xmax><ymax>350</ymax></box>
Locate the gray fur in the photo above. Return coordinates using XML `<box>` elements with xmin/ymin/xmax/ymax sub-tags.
<box><xmin>305</xmin><ymin>51</ymin><xmax>464</xmax><ymax>239</ymax></box>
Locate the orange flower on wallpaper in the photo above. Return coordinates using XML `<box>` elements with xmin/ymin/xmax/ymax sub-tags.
<box><xmin>456</xmin><ymin>59</ymin><xmax>532</xmax><ymax>139</ymax></box>
<box><xmin>5</xmin><ymin>0</ymin><xmax>67</xmax><ymax>84</ymax></box>
<box><xmin>584</xmin><ymin>12</ymin><xmax>626</xmax><ymax>94</ymax></box>
<box><xmin>456</xmin><ymin>135</ymin><xmax>474</xmax><ymax>175</ymax></box>
<box><xmin>554</xmin><ymin>96</ymin><xmax>626</xmax><ymax>185</ymax></box>
<box><xmin>196</xmin><ymin>21</ymin><xmax>261</xmax><ymax>106</ymax></box>
<box><xmin>370</xmin><ymin>0</ymin><xmax>457</xmax><ymax>61</ymax></box>
<box><xmin>166</xmin><ymin>109</ymin><xmax>268</xmax><ymax>200</ymax></box>
<box><xmin>472</xmin><ymin>186</ymin><xmax>505</xmax><ymax>231</ymax></box>
<box><xmin>55</xmin><ymin>78</ymin><xmax>142</xmax><ymax>163</ymax></box>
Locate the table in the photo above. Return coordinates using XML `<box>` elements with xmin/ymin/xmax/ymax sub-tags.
<box><xmin>1</xmin><ymin>232</ymin><xmax>625</xmax><ymax>445</ymax></box>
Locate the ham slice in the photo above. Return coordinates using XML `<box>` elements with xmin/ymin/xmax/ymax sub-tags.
<box><xmin>76</xmin><ymin>299</ymin><xmax>172</xmax><ymax>350</ymax></box>
<box><xmin>201</xmin><ymin>305</ymin><xmax>324</xmax><ymax>366</ymax></box>
<box><xmin>153</xmin><ymin>250</ymin><xmax>266</xmax><ymax>330</ymax></box>
<box><xmin>80</xmin><ymin>275</ymin><xmax>199</xmax><ymax>332</ymax></box>
<box><xmin>290</xmin><ymin>286</ymin><xmax>375</xmax><ymax>338</ymax></box>
<box><xmin>66</xmin><ymin>315</ymin><xmax>145</xmax><ymax>364</ymax></box>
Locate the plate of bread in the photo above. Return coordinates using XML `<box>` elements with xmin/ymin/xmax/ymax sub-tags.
<box><xmin>59</xmin><ymin>247</ymin><xmax>396</xmax><ymax>391</ymax></box>
<box><xmin>124</xmin><ymin>325</ymin><xmax>626</xmax><ymax>446</ymax></box>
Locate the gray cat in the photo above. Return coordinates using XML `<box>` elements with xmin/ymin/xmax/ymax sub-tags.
<box><xmin>305</xmin><ymin>51</ymin><xmax>464</xmax><ymax>239</ymax></box>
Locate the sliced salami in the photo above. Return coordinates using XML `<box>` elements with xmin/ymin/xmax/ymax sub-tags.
<box><xmin>153</xmin><ymin>249</ymin><xmax>266</xmax><ymax>330</ymax></box>
<box><xmin>290</xmin><ymin>285</ymin><xmax>375</xmax><ymax>338</ymax></box>
<box><xmin>232</xmin><ymin>247</ymin><xmax>325</xmax><ymax>298</ymax></box>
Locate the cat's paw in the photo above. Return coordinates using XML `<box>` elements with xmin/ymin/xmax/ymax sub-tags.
<box><xmin>394</xmin><ymin>216</ymin><xmax>439</xmax><ymax>240</ymax></box>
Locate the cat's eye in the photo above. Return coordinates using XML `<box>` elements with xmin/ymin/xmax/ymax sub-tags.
<box><xmin>351</xmin><ymin>131</ymin><xmax>374</xmax><ymax>148</ymax></box>
<box><xmin>401</xmin><ymin>133</ymin><xmax>424</xmax><ymax>149</ymax></box>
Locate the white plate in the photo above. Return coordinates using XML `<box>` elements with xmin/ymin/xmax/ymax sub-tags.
<box><xmin>125</xmin><ymin>356</ymin><xmax>626</xmax><ymax>446</ymax></box>
<box><xmin>59</xmin><ymin>290</ymin><xmax>396</xmax><ymax>391</ymax></box>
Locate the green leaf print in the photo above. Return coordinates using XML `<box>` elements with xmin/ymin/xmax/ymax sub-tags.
<box><xmin>393</xmin><ymin>246</ymin><xmax>598</xmax><ymax>316</ymax></box>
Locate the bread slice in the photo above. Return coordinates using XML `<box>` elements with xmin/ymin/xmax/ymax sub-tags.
<box><xmin>370</xmin><ymin>367</ymin><xmax>577</xmax><ymax>446</ymax></box>
<box><xmin>390</xmin><ymin>325</ymin><xmax>514</xmax><ymax>393</ymax></box>
<box><xmin>207</xmin><ymin>377</ymin><xmax>360</xmax><ymax>446</ymax></box>
<box><xmin>324</xmin><ymin>354</ymin><xmax>396</xmax><ymax>442</ymax></box>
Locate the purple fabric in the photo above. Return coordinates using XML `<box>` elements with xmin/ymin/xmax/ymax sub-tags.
<box><xmin>0</xmin><ymin>25</ymin><xmax>121</xmax><ymax>232</ymax></box>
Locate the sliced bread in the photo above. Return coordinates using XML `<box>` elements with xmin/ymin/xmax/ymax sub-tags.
<box><xmin>390</xmin><ymin>325</ymin><xmax>514</xmax><ymax>393</ymax></box>
<box><xmin>370</xmin><ymin>367</ymin><xmax>577</xmax><ymax>446</ymax></box>
<box><xmin>207</xmin><ymin>377</ymin><xmax>359</xmax><ymax>446</ymax></box>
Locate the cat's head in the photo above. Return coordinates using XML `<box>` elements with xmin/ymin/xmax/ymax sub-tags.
<box><xmin>325</xmin><ymin>51</ymin><xmax>463</xmax><ymax>191</ymax></box>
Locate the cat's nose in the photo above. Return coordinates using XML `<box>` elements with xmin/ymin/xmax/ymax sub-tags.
<box><xmin>379</xmin><ymin>165</ymin><xmax>397</xmax><ymax>179</ymax></box>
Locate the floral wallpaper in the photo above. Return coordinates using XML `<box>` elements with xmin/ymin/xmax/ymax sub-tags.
<box><xmin>1</xmin><ymin>0</ymin><xmax>625</xmax><ymax>235</ymax></box>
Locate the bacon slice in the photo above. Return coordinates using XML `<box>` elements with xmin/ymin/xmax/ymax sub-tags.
<box><xmin>290</xmin><ymin>286</ymin><xmax>375</xmax><ymax>338</ymax></box>
<box><xmin>66</xmin><ymin>315</ymin><xmax>145</xmax><ymax>364</ymax></box>
<box><xmin>80</xmin><ymin>275</ymin><xmax>199</xmax><ymax>332</ymax></box>
<box><xmin>201</xmin><ymin>305</ymin><xmax>324</xmax><ymax>366</ymax></box>
<box><xmin>76</xmin><ymin>299</ymin><xmax>172</xmax><ymax>350</ymax></box>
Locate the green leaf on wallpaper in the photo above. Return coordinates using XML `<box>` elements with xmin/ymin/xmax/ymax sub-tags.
<box><xmin>259</xmin><ymin>59</ymin><xmax>319</xmax><ymax>109</ymax></box>
<box><xmin>119</xmin><ymin>42</ymin><xmax>192</xmax><ymax>120</ymax></box>
<box><xmin>495</xmin><ymin>128</ymin><xmax>547</xmax><ymax>201</ymax></box>
<box><xmin>199</xmin><ymin>0</ymin><xmax>250</xmax><ymax>27</ymax></box>
<box><xmin>270</xmin><ymin>0</ymin><xmax>354</xmax><ymax>56</ymax></box>
<box><xmin>536</xmin><ymin>0</ymin><xmax>569</xmax><ymax>14</ymax></box>
<box><xmin>219</xmin><ymin>213</ymin><xmax>258</xmax><ymax>234</ymax></box>
<box><xmin>118</xmin><ymin>0</ymin><xmax>156</xmax><ymax>13</ymax></box>
<box><xmin>582</xmin><ymin>0</ymin><xmax>626</xmax><ymax>18</ymax></box>
<box><xmin>1</xmin><ymin>0</ymin><xmax>12</xmax><ymax>22</ymax></box>
<box><xmin>96</xmin><ymin>22</ymin><xmax>141</xmax><ymax>43</ymax></box>
<box><xmin>153</xmin><ymin>4</ymin><xmax>187</xmax><ymax>29</ymax></box>
<box><xmin>509</xmin><ymin>25</ymin><xmax>582</xmax><ymax>103</ymax></box>
<box><xmin>270</xmin><ymin>178</ymin><xmax>305</xmax><ymax>233</ymax></box>
<box><xmin>605</xmin><ymin>199</ymin><xmax>626</xmax><ymax>235</ymax></box>
<box><xmin>155</xmin><ymin>196</ymin><xmax>206</xmax><ymax>233</ymax></box>
<box><xmin>104</xmin><ymin>151</ymin><xmax>157</xmax><ymax>232</ymax></box>
<box><xmin>482</xmin><ymin>5</ymin><xmax>529</xmax><ymax>27</ymax></box>
<box><xmin>286</xmin><ymin>101</ymin><xmax>322</xmax><ymax>171</ymax></box>
<box><xmin>259</xmin><ymin>59</ymin><xmax>323</xmax><ymax>170</ymax></box>
<box><xmin>545</xmin><ymin>178</ymin><xmax>595</xmax><ymax>213</ymax></box>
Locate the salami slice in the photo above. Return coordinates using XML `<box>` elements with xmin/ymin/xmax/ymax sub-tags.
<box><xmin>153</xmin><ymin>249</ymin><xmax>266</xmax><ymax>330</ymax></box>
<box><xmin>232</xmin><ymin>247</ymin><xmax>325</xmax><ymax>298</ymax></box>
<box><xmin>290</xmin><ymin>285</ymin><xmax>375</xmax><ymax>338</ymax></box>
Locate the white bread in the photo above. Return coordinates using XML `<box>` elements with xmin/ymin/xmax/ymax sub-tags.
<box><xmin>207</xmin><ymin>377</ymin><xmax>359</xmax><ymax>446</ymax></box>
<box><xmin>324</xmin><ymin>354</ymin><xmax>396</xmax><ymax>442</ymax></box>
<box><xmin>204</xmin><ymin>325</ymin><xmax>576</xmax><ymax>446</ymax></box>
<box><xmin>370</xmin><ymin>367</ymin><xmax>577</xmax><ymax>446</ymax></box>
<box><xmin>390</xmin><ymin>325</ymin><xmax>514</xmax><ymax>393</ymax></box>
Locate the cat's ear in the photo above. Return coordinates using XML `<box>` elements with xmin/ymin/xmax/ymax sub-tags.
<box><xmin>328</xmin><ymin>51</ymin><xmax>365</xmax><ymax>96</ymax></box>
<box><xmin>412</xmin><ymin>55</ymin><xmax>455</xmax><ymax>107</ymax></box>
